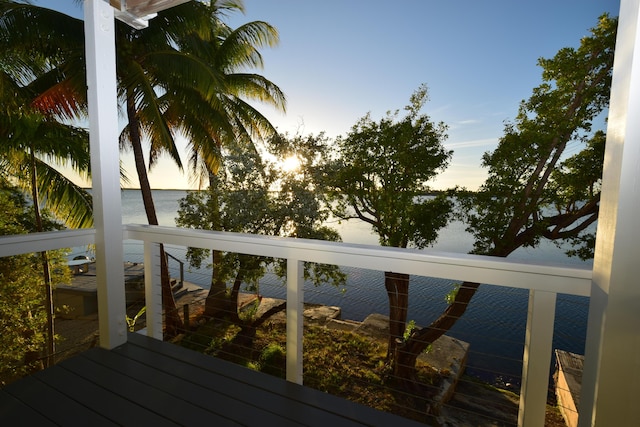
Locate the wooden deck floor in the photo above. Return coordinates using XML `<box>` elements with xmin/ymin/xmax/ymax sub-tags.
<box><xmin>0</xmin><ymin>333</ymin><xmax>424</xmax><ymax>426</ymax></box>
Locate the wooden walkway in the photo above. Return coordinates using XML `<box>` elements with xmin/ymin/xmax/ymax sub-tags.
<box><xmin>0</xmin><ymin>333</ymin><xmax>424</xmax><ymax>426</ymax></box>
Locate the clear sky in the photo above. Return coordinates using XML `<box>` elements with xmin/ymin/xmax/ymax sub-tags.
<box><xmin>39</xmin><ymin>0</ymin><xmax>620</xmax><ymax>190</ymax></box>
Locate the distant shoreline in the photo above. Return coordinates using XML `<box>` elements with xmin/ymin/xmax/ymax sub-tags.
<box><xmin>114</xmin><ymin>188</ymin><xmax>458</xmax><ymax>196</ymax></box>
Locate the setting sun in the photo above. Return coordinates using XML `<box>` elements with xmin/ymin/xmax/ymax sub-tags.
<box><xmin>281</xmin><ymin>155</ymin><xmax>301</xmax><ymax>172</ymax></box>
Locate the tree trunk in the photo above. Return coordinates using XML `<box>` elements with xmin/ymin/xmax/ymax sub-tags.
<box><xmin>203</xmin><ymin>249</ymin><xmax>235</xmax><ymax>318</ymax></box>
<box><xmin>30</xmin><ymin>147</ymin><xmax>55</xmax><ymax>367</ymax></box>
<box><xmin>390</xmin><ymin>244</ymin><xmax>515</xmax><ymax>390</ymax></box>
<box><xmin>384</xmin><ymin>271</ymin><xmax>410</xmax><ymax>364</ymax></box>
<box><xmin>227</xmin><ymin>267</ymin><xmax>246</xmax><ymax>324</ymax></box>
<box><xmin>203</xmin><ymin>171</ymin><xmax>233</xmax><ymax>318</ymax></box>
<box><xmin>159</xmin><ymin>246</ymin><xmax>184</xmax><ymax>337</ymax></box>
<box><xmin>395</xmin><ymin>281</ymin><xmax>481</xmax><ymax>391</ymax></box>
<box><xmin>127</xmin><ymin>101</ymin><xmax>183</xmax><ymax>338</ymax></box>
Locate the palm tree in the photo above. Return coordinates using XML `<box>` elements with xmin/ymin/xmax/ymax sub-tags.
<box><xmin>0</xmin><ymin>10</ymin><xmax>93</xmax><ymax>362</ymax></box>
<box><xmin>1</xmin><ymin>0</ymin><xmax>286</xmax><ymax>336</ymax></box>
<box><xmin>162</xmin><ymin>2</ymin><xmax>287</xmax><ymax>317</ymax></box>
<box><xmin>1</xmin><ymin>2</ymin><xmax>104</xmax><ymax>363</ymax></box>
<box><xmin>0</xmin><ymin>110</ymin><xmax>91</xmax><ymax>366</ymax></box>
<box><xmin>113</xmin><ymin>0</ymin><xmax>285</xmax><ymax>333</ymax></box>
<box><xmin>0</xmin><ymin>1</ymin><xmax>93</xmax><ymax>229</ymax></box>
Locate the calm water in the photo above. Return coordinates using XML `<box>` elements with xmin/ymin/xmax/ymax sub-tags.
<box><xmin>91</xmin><ymin>189</ymin><xmax>592</xmax><ymax>386</ymax></box>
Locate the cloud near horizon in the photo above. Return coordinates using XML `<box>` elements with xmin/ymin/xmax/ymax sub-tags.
<box><xmin>445</xmin><ymin>138</ymin><xmax>497</xmax><ymax>149</ymax></box>
<box><xmin>457</xmin><ymin>119</ymin><xmax>482</xmax><ymax>126</ymax></box>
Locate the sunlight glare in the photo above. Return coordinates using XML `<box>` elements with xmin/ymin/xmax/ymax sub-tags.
<box><xmin>281</xmin><ymin>155</ymin><xmax>301</xmax><ymax>172</ymax></box>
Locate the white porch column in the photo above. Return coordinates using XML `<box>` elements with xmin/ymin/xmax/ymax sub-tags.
<box><xmin>84</xmin><ymin>0</ymin><xmax>127</xmax><ymax>349</ymax></box>
<box><xmin>579</xmin><ymin>0</ymin><xmax>640</xmax><ymax>425</ymax></box>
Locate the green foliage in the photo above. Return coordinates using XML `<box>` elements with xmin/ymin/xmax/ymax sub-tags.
<box><xmin>0</xmin><ymin>104</ymin><xmax>93</xmax><ymax>231</ymax></box>
<box><xmin>126</xmin><ymin>306</ymin><xmax>147</xmax><ymax>332</ymax></box>
<box><xmin>176</xmin><ymin>143</ymin><xmax>346</xmax><ymax>302</ymax></box>
<box><xmin>258</xmin><ymin>343</ymin><xmax>286</xmax><ymax>376</ymax></box>
<box><xmin>445</xmin><ymin>284</ymin><xmax>460</xmax><ymax>305</ymax></box>
<box><xmin>239</xmin><ymin>298</ymin><xmax>260</xmax><ymax>322</ymax></box>
<box><xmin>404</xmin><ymin>320</ymin><xmax>417</xmax><ymax>341</ymax></box>
<box><xmin>319</xmin><ymin>84</ymin><xmax>453</xmax><ymax>249</ymax></box>
<box><xmin>402</xmin><ymin>320</ymin><xmax>432</xmax><ymax>354</ymax></box>
<box><xmin>458</xmin><ymin>15</ymin><xmax>616</xmax><ymax>259</ymax></box>
<box><xmin>0</xmin><ymin>186</ymin><xmax>71</xmax><ymax>385</ymax></box>
<box><xmin>0</xmin><ymin>4</ymin><xmax>93</xmax><ymax>229</ymax></box>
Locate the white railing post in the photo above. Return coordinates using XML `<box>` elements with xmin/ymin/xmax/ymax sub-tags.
<box><xmin>286</xmin><ymin>259</ymin><xmax>304</xmax><ymax>384</ymax></box>
<box><xmin>518</xmin><ymin>289</ymin><xmax>557</xmax><ymax>427</ymax></box>
<box><xmin>143</xmin><ymin>241</ymin><xmax>163</xmax><ymax>340</ymax></box>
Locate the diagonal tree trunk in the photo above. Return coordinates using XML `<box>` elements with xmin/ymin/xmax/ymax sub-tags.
<box><xmin>393</xmin><ymin>203</ymin><xmax>601</xmax><ymax>390</ymax></box>
<box><xmin>30</xmin><ymin>146</ymin><xmax>55</xmax><ymax>367</ymax></box>
<box><xmin>395</xmin><ymin>281</ymin><xmax>481</xmax><ymax>392</ymax></box>
<box><xmin>127</xmin><ymin>102</ymin><xmax>183</xmax><ymax>339</ymax></box>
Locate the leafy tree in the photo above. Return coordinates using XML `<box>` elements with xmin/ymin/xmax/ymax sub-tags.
<box><xmin>318</xmin><ymin>84</ymin><xmax>453</xmax><ymax>385</ymax></box>
<box><xmin>397</xmin><ymin>14</ymin><xmax>616</xmax><ymax>392</ymax></box>
<box><xmin>177</xmin><ymin>136</ymin><xmax>345</xmax><ymax>321</ymax></box>
<box><xmin>0</xmin><ymin>2</ymin><xmax>93</xmax><ymax>230</ymax></box>
<box><xmin>0</xmin><ymin>185</ymin><xmax>71</xmax><ymax>385</ymax></box>
<box><xmin>116</xmin><ymin>0</ymin><xmax>285</xmax><ymax>336</ymax></box>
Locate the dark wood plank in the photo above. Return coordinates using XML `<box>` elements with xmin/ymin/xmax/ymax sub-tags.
<box><xmin>1</xmin><ymin>374</ymin><xmax>116</xmax><ymax>427</ymax></box>
<box><xmin>33</xmin><ymin>364</ymin><xmax>178</xmax><ymax>426</ymax></box>
<box><xmin>0</xmin><ymin>389</ymin><xmax>58</xmax><ymax>427</ymax></box>
<box><xmin>82</xmin><ymin>347</ymin><xmax>301</xmax><ymax>427</ymax></box>
<box><xmin>2</xmin><ymin>333</ymin><xmax>425</xmax><ymax>427</ymax></box>
<box><xmin>124</xmin><ymin>333</ymin><xmax>425</xmax><ymax>427</ymax></box>
<box><xmin>115</xmin><ymin>339</ymin><xmax>360</xmax><ymax>427</ymax></box>
<box><xmin>59</xmin><ymin>352</ymin><xmax>242</xmax><ymax>427</ymax></box>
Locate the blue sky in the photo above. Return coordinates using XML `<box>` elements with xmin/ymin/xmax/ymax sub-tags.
<box><xmin>40</xmin><ymin>0</ymin><xmax>620</xmax><ymax>190</ymax></box>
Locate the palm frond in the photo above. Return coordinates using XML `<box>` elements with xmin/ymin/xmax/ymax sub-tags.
<box><xmin>217</xmin><ymin>21</ymin><xmax>279</xmax><ymax>71</ymax></box>
<box><xmin>34</xmin><ymin>158</ymin><xmax>93</xmax><ymax>229</ymax></box>
<box><xmin>225</xmin><ymin>72</ymin><xmax>287</xmax><ymax>111</ymax></box>
<box><xmin>119</xmin><ymin>59</ymin><xmax>182</xmax><ymax>170</ymax></box>
<box><xmin>1</xmin><ymin>2</ymin><xmax>87</xmax><ymax>119</ymax></box>
<box><xmin>145</xmin><ymin>49</ymin><xmax>226</xmax><ymax>103</ymax></box>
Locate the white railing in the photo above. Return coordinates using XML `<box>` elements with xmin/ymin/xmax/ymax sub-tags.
<box><xmin>0</xmin><ymin>224</ymin><xmax>592</xmax><ymax>427</ymax></box>
<box><xmin>123</xmin><ymin>224</ymin><xmax>592</xmax><ymax>427</ymax></box>
<box><xmin>0</xmin><ymin>228</ymin><xmax>96</xmax><ymax>257</ymax></box>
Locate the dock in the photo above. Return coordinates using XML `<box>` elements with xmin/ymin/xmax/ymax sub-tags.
<box><xmin>554</xmin><ymin>349</ymin><xmax>584</xmax><ymax>427</ymax></box>
<box><xmin>55</xmin><ymin>261</ymin><xmax>205</xmax><ymax>319</ymax></box>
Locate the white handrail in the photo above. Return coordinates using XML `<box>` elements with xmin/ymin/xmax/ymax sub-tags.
<box><xmin>0</xmin><ymin>228</ymin><xmax>96</xmax><ymax>257</ymax></box>
<box><xmin>123</xmin><ymin>223</ymin><xmax>592</xmax><ymax>296</ymax></box>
